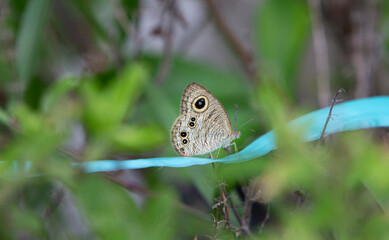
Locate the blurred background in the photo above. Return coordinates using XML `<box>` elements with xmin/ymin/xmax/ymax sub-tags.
<box><xmin>0</xmin><ymin>0</ymin><xmax>389</xmax><ymax>239</ymax></box>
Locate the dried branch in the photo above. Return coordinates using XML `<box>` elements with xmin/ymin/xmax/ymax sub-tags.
<box><xmin>226</xmin><ymin>192</ymin><xmax>242</xmax><ymax>227</ymax></box>
<box><xmin>220</xmin><ymin>188</ymin><xmax>231</xmax><ymax>228</ymax></box>
<box><xmin>308</xmin><ymin>0</ymin><xmax>331</xmax><ymax>108</ymax></box>
<box><xmin>177</xmin><ymin>13</ymin><xmax>211</xmax><ymax>54</ymax></box>
<box><xmin>104</xmin><ymin>172</ymin><xmax>152</xmax><ymax>196</ymax></box>
<box><xmin>240</xmin><ymin>192</ymin><xmax>253</xmax><ymax>237</ymax></box>
<box><xmin>111</xmin><ymin>0</ymin><xmax>132</xmax><ymax>38</ymax></box>
<box><xmin>351</xmin><ymin>2</ymin><xmax>378</xmax><ymax>98</ymax></box>
<box><xmin>154</xmin><ymin>15</ymin><xmax>174</xmax><ymax>85</ymax></box>
<box><xmin>154</xmin><ymin>0</ymin><xmax>186</xmax><ymax>85</ymax></box>
<box><xmin>204</xmin><ymin>0</ymin><xmax>258</xmax><ymax>80</ymax></box>
<box><xmin>258</xmin><ymin>204</ymin><xmax>270</xmax><ymax>234</ymax></box>
<box><xmin>43</xmin><ymin>188</ymin><xmax>65</xmax><ymax>219</ymax></box>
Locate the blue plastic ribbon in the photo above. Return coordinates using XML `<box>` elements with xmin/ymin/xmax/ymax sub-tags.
<box><xmin>77</xmin><ymin>96</ymin><xmax>389</xmax><ymax>173</ymax></box>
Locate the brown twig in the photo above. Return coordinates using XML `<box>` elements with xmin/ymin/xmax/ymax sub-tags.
<box><xmin>220</xmin><ymin>187</ymin><xmax>231</xmax><ymax>228</ymax></box>
<box><xmin>318</xmin><ymin>88</ymin><xmax>345</xmax><ymax>143</ymax></box>
<box><xmin>226</xmin><ymin>192</ymin><xmax>242</xmax><ymax>226</ymax></box>
<box><xmin>0</xmin><ymin>1</ymin><xmax>9</xmax><ymax>27</ymax></box>
<box><xmin>154</xmin><ymin>19</ymin><xmax>173</xmax><ymax>85</ymax></box>
<box><xmin>351</xmin><ymin>2</ymin><xmax>377</xmax><ymax>98</ymax></box>
<box><xmin>175</xmin><ymin>201</ymin><xmax>210</xmax><ymax>222</ymax></box>
<box><xmin>308</xmin><ymin>0</ymin><xmax>331</xmax><ymax>108</ymax></box>
<box><xmin>154</xmin><ymin>0</ymin><xmax>179</xmax><ymax>85</ymax></box>
<box><xmin>165</xmin><ymin>0</ymin><xmax>187</xmax><ymax>28</ymax></box>
<box><xmin>43</xmin><ymin>188</ymin><xmax>65</xmax><ymax>219</ymax></box>
<box><xmin>258</xmin><ymin>204</ymin><xmax>270</xmax><ymax>234</ymax></box>
<box><xmin>294</xmin><ymin>190</ymin><xmax>309</xmax><ymax>208</ymax></box>
<box><xmin>210</xmin><ymin>159</ymin><xmax>222</xmax><ymax>236</ymax></box>
<box><xmin>204</xmin><ymin>0</ymin><xmax>258</xmax><ymax>80</ymax></box>
<box><xmin>106</xmin><ymin>173</ymin><xmax>211</xmax><ymax>221</ymax></box>
<box><xmin>111</xmin><ymin>0</ymin><xmax>132</xmax><ymax>38</ymax></box>
<box><xmin>211</xmin><ymin>156</ymin><xmax>245</xmax><ymax>236</ymax></box>
<box><xmin>177</xmin><ymin>14</ymin><xmax>211</xmax><ymax>54</ymax></box>
<box><xmin>211</xmin><ymin>162</ymin><xmax>240</xmax><ymax>237</ymax></box>
<box><xmin>212</xmin><ymin>197</ymin><xmax>221</xmax><ymax>237</ymax></box>
<box><xmin>103</xmin><ymin>172</ymin><xmax>152</xmax><ymax>196</ymax></box>
<box><xmin>240</xmin><ymin>194</ymin><xmax>253</xmax><ymax>237</ymax></box>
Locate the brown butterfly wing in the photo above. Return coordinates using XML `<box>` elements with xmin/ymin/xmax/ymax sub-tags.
<box><xmin>171</xmin><ymin>83</ymin><xmax>238</xmax><ymax>156</ymax></box>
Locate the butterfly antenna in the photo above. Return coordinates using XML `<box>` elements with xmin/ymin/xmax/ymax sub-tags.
<box><xmin>234</xmin><ymin>104</ymin><xmax>239</xmax><ymax>131</ymax></box>
<box><xmin>238</xmin><ymin>118</ymin><xmax>254</xmax><ymax>131</ymax></box>
<box><xmin>239</xmin><ymin>128</ymin><xmax>256</xmax><ymax>133</ymax></box>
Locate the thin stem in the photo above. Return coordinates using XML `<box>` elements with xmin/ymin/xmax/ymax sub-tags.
<box><xmin>226</xmin><ymin>192</ymin><xmax>242</xmax><ymax>226</ymax></box>
<box><xmin>204</xmin><ymin>0</ymin><xmax>257</xmax><ymax>80</ymax></box>
<box><xmin>258</xmin><ymin>204</ymin><xmax>270</xmax><ymax>234</ymax></box>
<box><xmin>240</xmin><ymin>196</ymin><xmax>253</xmax><ymax>237</ymax></box>
<box><xmin>308</xmin><ymin>0</ymin><xmax>331</xmax><ymax>108</ymax></box>
<box><xmin>318</xmin><ymin>88</ymin><xmax>345</xmax><ymax>143</ymax></box>
<box><xmin>155</xmin><ymin>8</ymin><xmax>174</xmax><ymax>85</ymax></box>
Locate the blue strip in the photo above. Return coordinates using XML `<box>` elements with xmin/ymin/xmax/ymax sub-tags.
<box><xmin>76</xmin><ymin>96</ymin><xmax>389</xmax><ymax>172</ymax></box>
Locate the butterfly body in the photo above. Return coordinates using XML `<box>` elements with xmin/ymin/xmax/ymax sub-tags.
<box><xmin>171</xmin><ymin>83</ymin><xmax>240</xmax><ymax>157</ymax></box>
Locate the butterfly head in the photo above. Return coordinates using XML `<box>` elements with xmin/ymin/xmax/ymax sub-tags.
<box><xmin>234</xmin><ymin>131</ymin><xmax>241</xmax><ymax>140</ymax></box>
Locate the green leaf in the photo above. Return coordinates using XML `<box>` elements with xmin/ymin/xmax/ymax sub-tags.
<box><xmin>121</xmin><ymin>0</ymin><xmax>139</xmax><ymax>17</ymax></box>
<box><xmin>0</xmin><ymin>55</ymin><xmax>12</xmax><ymax>83</ymax></box>
<box><xmin>112</xmin><ymin>124</ymin><xmax>166</xmax><ymax>152</ymax></box>
<box><xmin>255</xmin><ymin>0</ymin><xmax>309</xmax><ymax>98</ymax></box>
<box><xmin>73</xmin><ymin>176</ymin><xmax>141</xmax><ymax>239</ymax></box>
<box><xmin>0</xmin><ymin>107</ymin><xmax>11</xmax><ymax>127</ymax></box>
<box><xmin>81</xmin><ymin>63</ymin><xmax>148</xmax><ymax>134</ymax></box>
<box><xmin>184</xmin><ymin>165</ymin><xmax>215</xmax><ymax>205</ymax></box>
<box><xmin>72</xmin><ymin>0</ymin><xmax>109</xmax><ymax>40</ymax></box>
<box><xmin>140</xmin><ymin>187</ymin><xmax>177</xmax><ymax>240</ymax></box>
<box><xmin>10</xmin><ymin>206</ymin><xmax>46</xmax><ymax>238</ymax></box>
<box><xmin>144</xmin><ymin>83</ymin><xmax>177</xmax><ymax>131</ymax></box>
<box><xmin>24</xmin><ymin>76</ymin><xmax>47</xmax><ymax>109</ymax></box>
<box><xmin>41</xmin><ymin>76</ymin><xmax>79</xmax><ymax>112</ymax></box>
<box><xmin>15</xmin><ymin>0</ymin><xmax>51</xmax><ymax>83</ymax></box>
<box><xmin>73</xmin><ymin>175</ymin><xmax>177</xmax><ymax>239</ymax></box>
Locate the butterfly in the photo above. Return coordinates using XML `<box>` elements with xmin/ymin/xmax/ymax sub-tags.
<box><xmin>171</xmin><ymin>83</ymin><xmax>240</xmax><ymax>157</ymax></box>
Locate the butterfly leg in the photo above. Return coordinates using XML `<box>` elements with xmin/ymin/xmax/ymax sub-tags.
<box><xmin>232</xmin><ymin>142</ymin><xmax>240</xmax><ymax>160</ymax></box>
<box><xmin>232</xmin><ymin>142</ymin><xmax>239</xmax><ymax>154</ymax></box>
<box><xmin>224</xmin><ymin>142</ymin><xmax>240</xmax><ymax>160</ymax></box>
<box><xmin>215</xmin><ymin>147</ymin><xmax>222</xmax><ymax>160</ymax></box>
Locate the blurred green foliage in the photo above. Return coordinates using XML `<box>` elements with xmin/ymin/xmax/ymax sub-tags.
<box><xmin>255</xmin><ymin>0</ymin><xmax>309</xmax><ymax>99</ymax></box>
<box><xmin>0</xmin><ymin>0</ymin><xmax>388</xmax><ymax>239</ymax></box>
